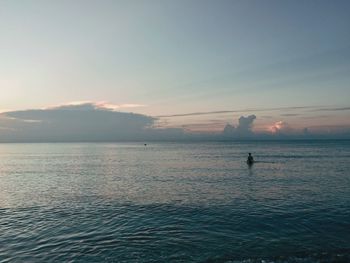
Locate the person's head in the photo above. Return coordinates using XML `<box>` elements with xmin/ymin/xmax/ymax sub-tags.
<box><xmin>248</xmin><ymin>153</ymin><xmax>251</xmax><ymax>156</ymax></box>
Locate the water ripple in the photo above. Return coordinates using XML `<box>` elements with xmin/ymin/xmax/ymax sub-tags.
<box><xmin>0</xmin><ymin>141</ymin><xmax>349</xmax><ymax>262</ymax></box>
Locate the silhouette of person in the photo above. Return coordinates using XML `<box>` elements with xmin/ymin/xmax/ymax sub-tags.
<box><xmin>247</xmin><ymin>153</ymin><xmax>254</xmax><ymax>165</ymax></box>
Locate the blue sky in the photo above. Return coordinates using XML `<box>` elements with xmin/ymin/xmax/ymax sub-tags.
<box><xmin>1</xmin><ymin>0</ymin><xmax>349</xmax><ymax>135</ymax></box>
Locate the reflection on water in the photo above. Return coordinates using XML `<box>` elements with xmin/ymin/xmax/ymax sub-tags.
<box><xmin>0</xmin><ymin>141</ymin><xmax>350</xmax><ymax>262</ymax></box>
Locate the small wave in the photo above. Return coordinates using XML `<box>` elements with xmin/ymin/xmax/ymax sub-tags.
<box><xmin>215</xmin><ymin>251</ymin><xmax>350</xmax><ymax>263</ymax></box>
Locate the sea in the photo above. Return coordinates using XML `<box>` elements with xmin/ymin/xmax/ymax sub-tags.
<box><xmin>0</xmin><ymin>141</ymin><xmax>349</xmax><ymax>262</ymax></box>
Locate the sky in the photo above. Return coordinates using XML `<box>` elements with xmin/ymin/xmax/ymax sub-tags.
<box><xmin>0</xmin><ymin>0</ymin><xmax>350</xmax><ymax>141</ymax></box>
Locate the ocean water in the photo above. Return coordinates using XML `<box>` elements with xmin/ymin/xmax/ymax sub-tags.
<box><xmin>0</xmin><ymin>141</ymin><xmax>349</xmax><ymax>262</ymax></box>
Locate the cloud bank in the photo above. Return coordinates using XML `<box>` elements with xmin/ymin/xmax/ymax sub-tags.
<box><xmin>0</xmin><ymin>103</ymin><xmax>349</xmax><ymax>142</ymax></box>
<box><xmin>0</xmin><ymin>102</ymin><xmax>182</xmax><ymax>142</ymax></box>
<box><xmin>222</xmin><ymin>115</ymin><xmax>350</xmax><ymax>140</ymax></box>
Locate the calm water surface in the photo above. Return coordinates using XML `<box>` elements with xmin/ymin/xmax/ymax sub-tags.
<box><xmin>0</xmin><ymin>141</ymin><xmax>349</xmax><ymax>262</ymax></box>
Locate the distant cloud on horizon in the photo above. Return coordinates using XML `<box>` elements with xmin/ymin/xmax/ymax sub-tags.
<box><xmin>0</xmin><ymin>102</ymin><xmax>349</xmax><ymax>142</ymax></box>
<box><xmin>0</xmin><ymin>103</ymin><xmax>157</xmax><ymax>142</ymax></box>
<box><xmin>223</xmin><ymin>115</ymin><xmax>257</xmax><ymax>138</ymax></box>
<box><xmin>269</xmin><ymin>121</ymin><xmax>293</xmax><ymax>134</ymax></box>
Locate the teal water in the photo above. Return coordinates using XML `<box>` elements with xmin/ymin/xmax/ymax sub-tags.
<box><xmin>0</xmin><ymin>141</ymin><xmax>349</xmax><ymax>262</ymax></box>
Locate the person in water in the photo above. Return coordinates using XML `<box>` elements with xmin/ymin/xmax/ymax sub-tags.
<box><xmin>247</xmin><ymin>153</ymin><xmax>254</xmax><ymax>164</ymax></box>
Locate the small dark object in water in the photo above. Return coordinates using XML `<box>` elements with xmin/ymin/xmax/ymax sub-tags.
<box><xmin>144</xmin><ymin>144</ymin><xmax>147</xmax><ymax>146</ymax></box>
<box><xmin>247</xmin><ymin>153</ymin><xmax>254</xmax><ymax>165</ymax></box>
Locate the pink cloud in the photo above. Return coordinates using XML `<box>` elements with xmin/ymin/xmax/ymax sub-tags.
<box><xmin>269</xmin><ymin>121</ymin><xmax>293</xmax><ymax>134</ymax></box>
<box><xmin>45</xmin><ymin>101</ymin><xmax>146</xmax><ymax>111</ymax></box>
